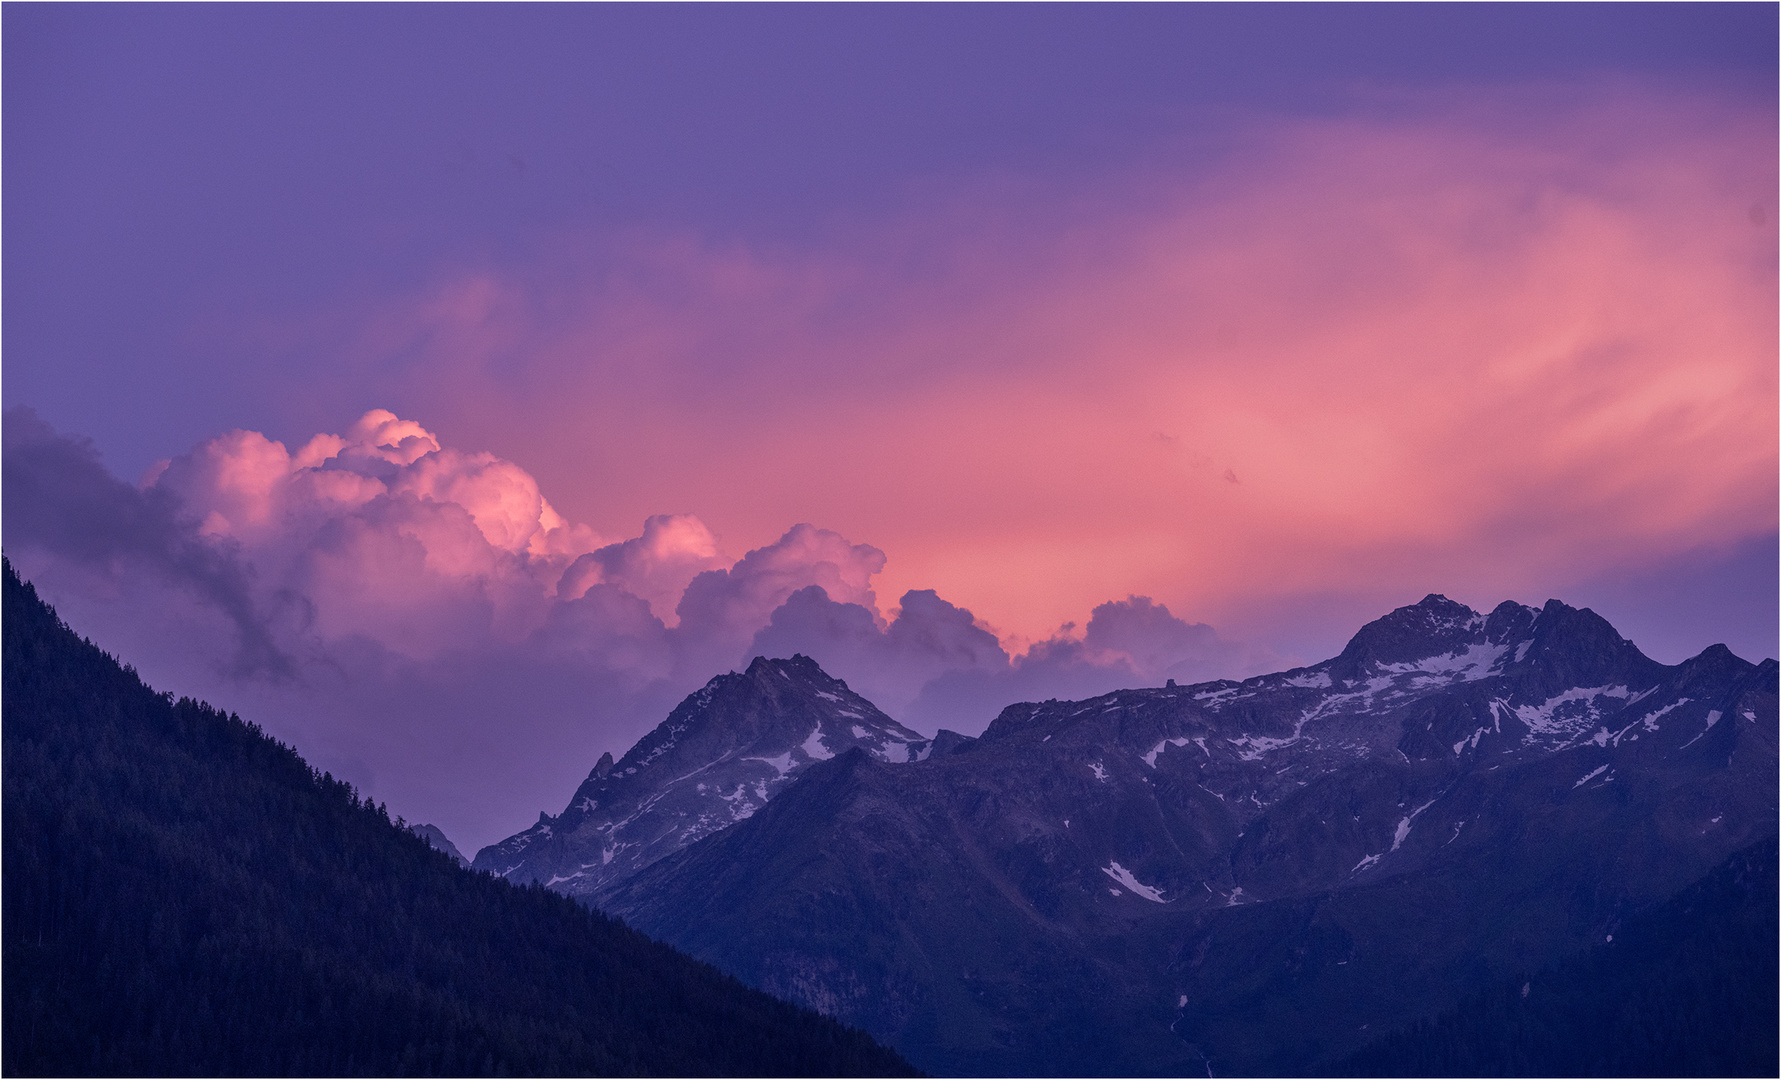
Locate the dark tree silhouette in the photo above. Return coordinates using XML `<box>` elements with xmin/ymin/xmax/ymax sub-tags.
<box><xmin>2</xmin><ymin>559</ymin><xmax>916</xmax><ymax>1077</ymax></box>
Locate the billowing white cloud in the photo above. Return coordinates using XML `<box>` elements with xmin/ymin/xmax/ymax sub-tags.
<box><xmin>558</xmin><ymin>513</ymin><xmax>726</xmax><ymax>623</ymax></box>
<box><xmin>147</xmin><ymin>409</ymin><xmax>600</xmax><ymax>660</ymax></box>
<box><xmin>3</xmin><ymin>407</ymin><xmax>1265</xmax><ymax>853</ymax></box>
<box><xmin>147</xmin><ymin>412</ymin><xmax>900</xmax><ymax>682</ymax></box>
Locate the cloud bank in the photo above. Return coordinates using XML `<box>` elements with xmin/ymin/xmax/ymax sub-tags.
<box><xmin>304</xmin><ymin>83</ymin><xmax>1773</xmax><ymax>654</ymax></box>
<box><xmin>4</xmin><ymin>407</ymin><xmax>1253</xmax><ymax>852</ymax></box>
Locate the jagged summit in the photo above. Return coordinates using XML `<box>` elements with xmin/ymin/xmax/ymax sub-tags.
<box><xmin>599</xmin><ymin>599</ymin><xmax>1776</xmax><ymax>1078</ymax></box>
<box><xmin>473</xmin><ymin>654</ymin><xmax>931</xmax><ymax>895</ymax></box>
<box><xmin>1324</xmin><ymin>594</ymin><xmax>1654</xmax><ymax>693</ymax></box>
<box><xmin>1329</xmin><ymin>593</ymin><xmax>1492</xmax><ymax>677</ymax></box>
<box><xmin>483</xmin><ymin>592</ymin><xmax>1752</xmax><ymax>923</ymax></box>
<box><xmin>977</xmin><ymin>594</ymin><xmax>1670</xmax><ymax>752</ymax></box>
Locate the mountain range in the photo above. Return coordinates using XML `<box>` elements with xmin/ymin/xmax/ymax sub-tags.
<box><xmin>9</xmin><ymin>546</ymin><xmax>1771</xmax><ymax>1077</ymax></box>
<box><xmin>483</xmin><ymin>593</ymin><xmax>1777</xmax><ymax>1075</ymax></box>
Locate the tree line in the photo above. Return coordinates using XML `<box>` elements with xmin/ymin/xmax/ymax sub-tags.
<box><xmin>2</xmin><ymin>560</ymin><xmax>917</xmax><ymax>1077</ymax></box>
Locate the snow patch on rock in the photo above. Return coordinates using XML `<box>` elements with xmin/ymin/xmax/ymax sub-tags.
<box><xmin>1143</xmin><ymin>737</ymin><xmax>1190</xmax><ymax>768</ymax></box>
<box><xmin>1102</xmin><ymin>862</ymin><xmax>1169</xmax><ymax>903</ymax></box>
<box><xmin>801</xmin><ymin>726</ymin><xmax>834</xmax><ymax>761</ymax></box>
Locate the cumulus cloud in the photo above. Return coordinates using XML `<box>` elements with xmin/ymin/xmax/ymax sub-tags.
<box><xmin>2</xmin><ymin>410</ymin><xmax>711</xmax><ymax>848</ymax></box>
<box><xmin>748</xmin><ymin>585</ymin><xmax>1009</xmax><ymax>716</ymax></box>
<box><xmin>745</xmin><ymin>585</ymin><xmax>1272</xmax><ymax>730</ymax></box>
<box><xmin>558</xmin><ymin>514</ymin><xmax>726</xmax><ymax>623</ymax></box>
<box><xmin>900</xmin><ymin>595</ymin><xmax>1280</xmax><ymax>730</ymax></box>
<box><xmin>10</xmin><ymin>407</ymin><xmax>1261</xmax><ymax>851</ymax></box>
<box><xmin>1079</xmin><ymin>595</ymin><xmax>1257</xmax><ymax>686</ymax></box>
<box><xmin>674</xmin><ymin>523</ymin><xmax>887</xmax><ymax>677</ymax></box>
<box><xmin>144</xmin><ymin>408</ymin><xmax>600</xmax><ymax>660</ymax></box>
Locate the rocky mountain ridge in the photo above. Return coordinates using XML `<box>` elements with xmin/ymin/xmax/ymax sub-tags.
<box><xmin>587</xmin><ymin>594</ymin><xmax>1776</xmax><ymax>1075</ymax></box>
<box><xmin>473</xmin><ymin>654</ymin><xmax>938</xmax><ymax>896</ymax></box>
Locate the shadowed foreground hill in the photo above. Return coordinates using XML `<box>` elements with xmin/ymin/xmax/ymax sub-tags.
<box><xmin>1</xmin><ymin>561</ymin><xmax>915</xmax><ymax>1077</ymax></box>
<box><xmin>1337</xmin><ymin>838</ymin><xmax>1777</xmax><ymax>1077</ymax></box>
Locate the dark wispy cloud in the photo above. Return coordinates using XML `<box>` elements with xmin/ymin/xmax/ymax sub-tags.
<box><xmin>4</xmin><ymin>407</ymin><xmax>292</xmax><ymax>677</ymax></box>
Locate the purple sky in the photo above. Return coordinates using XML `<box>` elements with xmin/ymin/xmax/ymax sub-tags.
<box><xmin>5</xmin><ymin>5</ymin><xmax>1775</xmax><ymax>852</ymax></box>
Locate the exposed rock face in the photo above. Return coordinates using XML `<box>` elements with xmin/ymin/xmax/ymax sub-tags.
<box><xmin>473</xmin><ymin>654</ymin><xmax>931</xmax><ymax>896</ymax></box>
<box><xmin>594</xmin><ymin>595</ymin><xmax>1777</xmax><ymax>1076</ymax></box>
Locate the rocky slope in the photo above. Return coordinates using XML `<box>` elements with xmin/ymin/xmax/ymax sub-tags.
<box><xmin>473</xmin><ymin>654</ymin><xmax>936</xmax><ymax>897</ymax></box>
<box><xmin>596</xmin><ymin>595</ymin><xmax>1778</xmax><ymax>1076</ymax></box>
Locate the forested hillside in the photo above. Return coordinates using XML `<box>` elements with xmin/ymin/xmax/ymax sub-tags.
<box><xmin>1</xmin><ymin>561</ymin><xmax>914</xmax><ymax>1077</ymax></box>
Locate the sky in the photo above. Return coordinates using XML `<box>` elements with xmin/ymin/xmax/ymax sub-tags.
<box><xmin>5</xmin><ymin>5</ymin><xmax>1776</xmax><ymax>854</ymax></box>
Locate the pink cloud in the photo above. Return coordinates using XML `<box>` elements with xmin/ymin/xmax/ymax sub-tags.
<box><xmin>56</xmin><ymin>407</ymin><xmax>916</xmax><ymax>685</ymax></box>
<box><xmin>149</xmin><ymin>410</ymin><xmax>600</xmax><ymax>659</ymax></box>
<box><xmin>558</xmin><ymin>513</ymin><xmax>727</xmax><ymax>623</ymax></box>
<box><xmin>19</xmin><ymin>409</ymin><xmax>1133</xmax><ymax>848</ymax></box>
<box><xmin>320</xmin><ymin>82</ymin><xmax>1771</xmax><ymax>651</ymax></box>
<box><xmin>672</xmin><ymin>523</ymin><xmax>888</xmax><ymax>676</ymax></box>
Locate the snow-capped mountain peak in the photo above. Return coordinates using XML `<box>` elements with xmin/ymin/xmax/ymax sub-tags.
<box><xmin>593</xmin><ymin>599</ymin><xmax>1775</xmax><ymax>1078</ymax></box>
<box><xmin>472</xmin><ymin>654</ymin><xmax>930</xmax><ymax>894</ymax></box>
